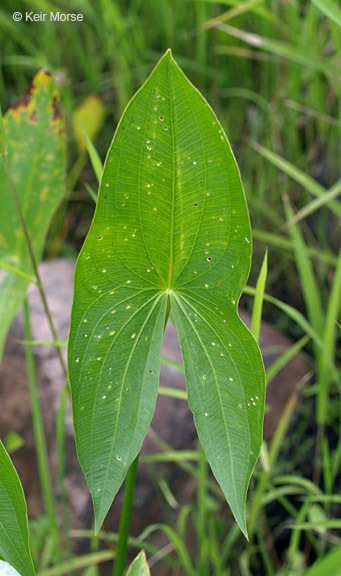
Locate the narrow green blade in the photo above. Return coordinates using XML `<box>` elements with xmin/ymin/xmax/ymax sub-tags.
<box><xmin>0</xmin><ymin>70</ymin><xmax>65</xmax><ymax>361</ymax></box>
<box><xmin>68</xmin><ymin>50</ymin><xmax>265</xmax><ymax>537</ymax></box>
<box><xmin>311</xmin><ymin>0</ymin><xmax>341</xmax><ymax>27</ymax></box>
<box><xmin>0</xmin><ymin>440</ymin><xmax>35</xmax><ymax>576</ymax></box>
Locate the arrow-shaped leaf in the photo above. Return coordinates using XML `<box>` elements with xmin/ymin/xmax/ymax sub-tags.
<box><xmin>68</xmin><ymin>49</ymin><xmax>265</xmax><ymax>536</ymax></box>
<box><xmin>0</xmin><ymin>440</ymin><xmax>35</xmax><ymax>576</ymax></box>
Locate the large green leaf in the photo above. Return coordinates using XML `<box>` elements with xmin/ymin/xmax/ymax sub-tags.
<box><xmin>0</xmin><ymin>440</ymin><xmax>35</xmax><ymax>576</ymax></box>
<box><xmin>68</xmin><ymin>49</ymin><xmax>265</xmax><ymax>536</ymax></box>
<box><xmin>0</xmin><ymin>70</ymin><xmax>65</xmax><ymax>361</ymax></box>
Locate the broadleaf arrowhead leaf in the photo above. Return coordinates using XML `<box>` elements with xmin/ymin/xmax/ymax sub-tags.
<box><xmin>68</xmin><ymin>49</ymin><xmax>265</xmax><ymax>536</ymax></box>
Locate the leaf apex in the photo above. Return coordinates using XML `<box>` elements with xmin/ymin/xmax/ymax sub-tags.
<box><xmin>231</xmin><ymin>506</ymin><xmax>248</xmax><ymax>540</ymax></box>
<box><xmin>240</xmin><ymin>521</ymin><xmax>249</xmax><ymax>541</ymax></box>
<box><xmin>93</xmin><ymin>508</ymin><xmax>105</xmax><ymax>536</ymax></box>
<box><xmin>92</xmin><ymin>491</ymin><xmax>110</xmax><ymax>536</ymax></box>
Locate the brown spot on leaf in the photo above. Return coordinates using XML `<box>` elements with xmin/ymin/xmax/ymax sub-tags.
<box><xmin>11</xmin><ymin>81</ymin><xmax>34</xmax><ymax>111</ymax></box>
<box><xmin>30</xmin><ymin>110</ymin><xmax>38</xmax><ymax>122</ymax></box>
<box><xmin>51</xmin><ymin>95</ymin><xmax>62</xmax><ymax>122</ymax></box>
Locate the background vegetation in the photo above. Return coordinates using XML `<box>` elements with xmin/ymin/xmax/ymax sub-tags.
<box><xmin>0</xmin><ymin>0</ymin><xmax>340</xmax><ymax>574</ymax></box>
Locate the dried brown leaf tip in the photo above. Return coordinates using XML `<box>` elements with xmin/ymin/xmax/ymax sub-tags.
<box><xmin>11</xmin><ymin>80</ymin><xmax>35</xmax><ymax>111</ymax></box>
<box><xmin>9</xmin><ymin>69</ymin><xmax>63</xmax><ymax>128</ymax></box>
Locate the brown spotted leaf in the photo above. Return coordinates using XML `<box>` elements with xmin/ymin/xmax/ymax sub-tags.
<box><xmin>0</xmin><ymin>70</ymin><xmax>65</xmax><ymax>360</ymax></box>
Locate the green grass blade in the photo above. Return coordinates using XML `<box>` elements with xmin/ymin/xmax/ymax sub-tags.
<box><xmin>141</xmin><ymin>450</ymin><xmax>199</xmax><ymax>464</ymax></box>
<box><xmin>198</xmin><ymin>0</ymin><xmax>266</xmax><ymax>32</ymax></box>
<box><xmin>311</xmin><ymin>0</ymin><xmax>341</xmax><ymax>27</ymax></box>
<box><xmin>23</xmin><ymin>299</ymin><xmax>63</xmax><ymax>562</ymax></box>
<box><xmin>244</xmin><ymin>286</ymin><xmax>339</xmax><ymax>383</ymax></box>
<box><xmin>0</xmin><ymin>105</ymin><xmax>7</xmax><ymax>155</ymax></box>
<box><xmin>0</xmin><ymin>440</ymin><xmax>35</xmax><ymax>576</ymax></box>
<box><xmin>136</xmin><ymin>523</ymin><xmax>194</xmax><ymax>575</ymax></box>
<box><xmin>0</xmin><ymin>260</ymin><xmax>37</xmax><ymax>284</ymax></box>
<box><xmin>81</xmin><ymin>126</ymin><xmax>103</xmax><ymax>184</ymax></box>
<box><xmin>266</xmin><ymin>335</ymin><xmax>310</xmax><ymax>386</ymax></box>
<box><xmin>248</xmin><ymin>387</ymin><xmax>299</xmax><ymax>537</ymax></box>
<box><xmin>158</xmin><ymin>386</ymin><xmax>187</xmax><ymax>400</ymax></box>
<box><xmin>85</xmin><ymin>183</ymin><xmax>98</xmax><ymax>204</ymax></box>
<box><xmin>161</xmin><ymin>355</ymin><xmax>184</xmax><ymax>373</ymax></box>
<box><xmin>307</xmin><ymin>495</ymin><xmax>341</xmax><ymax>504</ymax></box>
<box><xmin>250</xmin><ymin>142</ymin><xmax>341</xmax><ymax>219</ymax></box>
<box><xmin>36</xmin><ymin>551</ymin><xmax>114</xmax><ymax>576</ymax></box>
<box><xmin>283</xmin><ymin>100</ymin><xmax>341</xmax><ymax>128</ymax></box>
<box><xmin>317</xmin><ymin>249</ymin><xmax>341</xmax><ymax>424</ymax></box>
<box><xmin>288</xmin><ymin>495</ymin><xmax>313</xmax><ymax>569</ymax></box>
<box><xmin>252</xmin><ymin>229</ymin><xmax>338</xmax><ymax>267</ymax></box>
<box><xmin>291</xmin><ymin>520</ymin><xmax>341</xmax><ymax>530</ymax></box>
<box><xmin>251</xmin><ymin>250</ymin><xmax>267</xmax><ymax>342</ymax></box>
<box><xmin>274</xmin><ymin>475</ymin><xmax>322</xmax><ymax>495</ymax></box>
<box><xmin>217</xmin><ymin>24</ymin><xmax>340</xmax><ymax>79</ymax></box>
<box><xmin>187</xmin><ymin>0</ymin><xmax>284</xmax><ymax>29</ymax></box>
<box><xmin>56</xmin><ymin>383</ymin><xmax>73</xmax><ymax>562</ymax></box>
<box><xmin>16</xmin><ymin>339</ymin><xmax>68</xmax><ymax>347</ymax></box>
<box><xmin>283</xmin><ymin>195</ymin><xmax>324</xmax><ymax>336</ymax></box>
<box><xmin>285</xmin><ymin>180</ymin><xmax>341</xmax><ymax>228</ymax></box>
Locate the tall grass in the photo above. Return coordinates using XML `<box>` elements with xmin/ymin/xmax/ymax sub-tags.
<box><xmin>0</xmin><ymin>0</ymin><xmax>340</xmax><ymax>574</ymax></box>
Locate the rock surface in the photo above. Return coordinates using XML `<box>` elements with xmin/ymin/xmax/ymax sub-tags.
<box><xmin>0</xmin><ymin>259</ymin><xmax>309</xmax><ymax>566</ymax></box>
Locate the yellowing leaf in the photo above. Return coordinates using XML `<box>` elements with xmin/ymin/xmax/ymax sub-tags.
<box><xmin>0</xmin><ymin>70</ymin><xmax>65</xmax><ymax>361</ymax></box>
<box><xmin>72</xmin><ymin>95</ymin><xmax>105</xmax><ymax>152</ymax></box>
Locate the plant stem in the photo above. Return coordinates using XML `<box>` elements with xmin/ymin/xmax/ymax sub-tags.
<box><xmin>23</xmin><ymin>298</ymin><xmax>63</xmax><ymax>562</ymax></box>
<box><xmin>113</xmin><ymin>454</ymin><xmax>139</xmax><ymax>576</ymax></box>
<box><xmin>197</xmin><ymin>443</ymin><xmax>207</xmax><ymax>576</ymax></box>
<box><xmin>56</xmin><ymin>382</ymin><xmax>74</xmax><ymax>563</ymax></box>
<box><xmin>0</xmin><ymin>144</ymin><xmax>68</xmax><ymax>381</ymax></box>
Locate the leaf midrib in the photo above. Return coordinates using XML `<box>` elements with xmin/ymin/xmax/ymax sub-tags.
<box><xmin>169</xmin><ymin>61</ymin><xmax>210</xmax><ymax>288</ymax></box>
<box><xmin>167</xmin><ymin>56</ymin><xmax>175</xmax><ymax>288</ymax></box>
